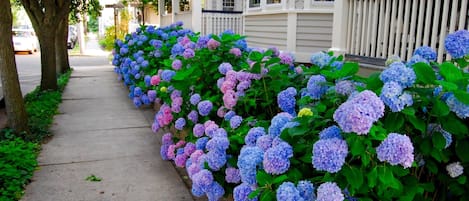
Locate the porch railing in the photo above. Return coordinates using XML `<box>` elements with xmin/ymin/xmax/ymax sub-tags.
<box><xmin>339</xmin><ymin>0</ymin><xmax>469</xmax><ymax>63</ymax></box>
<box><xmin>201</xmin><ymin>10</ymin><xmax>244</xmax><ymax>35</ymax></box>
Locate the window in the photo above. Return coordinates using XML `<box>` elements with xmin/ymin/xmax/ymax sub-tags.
<box><xmin>249</xmin><ymin>0</ymin><xmax>260</xmax><ymax>8</ymax></box>
<box><xmin>267</xmin><ymin>0</ymin><xmax>281</xmax><ymax>4</ymax></box>
<box><xmin>223</xmin><ymin>0</ymin><xmax>235</xmax><ymax>11</ymax></box>
<box><xmin>164</xmin><ymin>0</ymin><xmax>172</xmax><ymax>14</ymax></box>
<box><xmin>180</xmin><ymin>0</ymin><xmax>191</xmax><ymax>12</ymax></box>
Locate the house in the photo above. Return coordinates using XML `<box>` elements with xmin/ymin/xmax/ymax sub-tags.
<box><xmin>130</xmin><ymin>0</ymin><xmax>469</xmax><ymax>65</ymax></box>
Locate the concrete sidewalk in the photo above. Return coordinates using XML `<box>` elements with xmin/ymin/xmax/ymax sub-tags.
<box><xmin>21</xmin><ymin>66</ymin><xmax>193</xmax><ymax>201</ymax></box>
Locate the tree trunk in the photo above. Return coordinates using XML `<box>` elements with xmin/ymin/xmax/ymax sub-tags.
<box><xmin>19</xmin><ymin>0</ymin><xmax>71</xmax><ymax>91</ymax></box>
<box><xmin>56</xmin><ymin>17</ymin><xmax>70</xmax><ymax>74</ymax></box>
<box><xmin>0</xmin><ymin>1</ymin><xmax>30</xmax><ymax>136</ymax></box>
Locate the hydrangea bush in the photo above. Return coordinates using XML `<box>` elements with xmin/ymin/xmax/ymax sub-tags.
<box><xmin>113</xmin><ymin>25</ymin><xmax>469</xmax><ymax>201</ymax></box>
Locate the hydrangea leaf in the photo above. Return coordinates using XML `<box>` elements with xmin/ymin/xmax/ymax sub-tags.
<box><xmin>272</xmin><ymin>175</ymin><xmax>289</xmax><ymax>184</ymax></box>
<box><xmin>343</xmin><ymin>166</ymin><xmax>364</xmax><ymax>191</ymax></box>
<box><xmin>435</xmin><ymin>80</ymin><xmax>458</xmax><ymax>91</ymax></box>
<box><xmin>441</xmin><ymin>114</ymin><xmax>468</xmax><ymax>136</ymax></box>
<box><xmin>432</xmin><ymin>132</ymin><xmax>446</xmax><ymax>150</ymax></box>
<box><xmin>413</xmin><ymin>62</ymin><xmax>436</xmax><ymax>84</ymax></box>
<box><xmin>384</xmin><ymin>113</ymin><xmax>404</xmax><ymax>132</ymax></box>
<box><xmin>260</xmin><ymin>190</ymin><xmax>275</xmax><ymax>201</ymax></box>
<box><xmin>431</xmin><ymin>99</ymin><xmax>450</xmax><ymax>117</ymax></box>
<box><xmin>336</xmin><ymin>62</ymin><xmax>359</xmax><ymax>78</ymax></box>
<box><xmin>367</xmin><ymin>167</ymin><xmax>378</xmax><ymax>188</ymax></box>
<box><xmin>439</xmin><ymin>62</ymin><xmax>462</xmax><ymax>82</ymax></box>
<box><xmin>456</xmin><ymin>140</ymin><xmax>469</xmax><ymax>163</ymax></box>
<box><xmin>454</xmin><ymin>90</ymin><xmax>469</xmax><ymax>105</ymax></box>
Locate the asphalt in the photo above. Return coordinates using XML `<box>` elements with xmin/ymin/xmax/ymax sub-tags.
<box><xmin>21</xmin><ymin>66</ymin><xmax>193</xmax><ymax>201</ymax></box>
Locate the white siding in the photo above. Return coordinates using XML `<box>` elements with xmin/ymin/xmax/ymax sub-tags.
<box><xmin>296</xmin><ymin>13</ymin><xmax>333</xmax><ymax>53</ymax></box>
<box><xmin>244</xmin><ymin>14</ymin><xmax>288</xmax><ymax>49</ymax></box>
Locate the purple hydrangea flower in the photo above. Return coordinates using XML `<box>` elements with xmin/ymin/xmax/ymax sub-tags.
<box><xmin>225</xmin><ymin>167</ymin><xmax>241</xmax><ymax>183</ymax></box>
<box><xmin>193</xmin><ymin>124</ymin><xmax>205</xmax><ymax>137</ymax></box>
<box><xmin>263</xmin><ymin>142</ymin><xmax>293</xmax><ymax>175</ymax></box>
<box><xmin>380</xmin><ymin>62</ymin><xmax>416</xmax><ymax>88</ymax></box>
<box><xmin>133</xmin><ymin>97</ymin><xmax>142</xmax><ymax>107</ymax></box>
<box><xmin>306</xmin><ymin>75</ymin><xmax>328</xmax><ymax>100</ymax></box>
<box><xmin>279</xmin><ymin>52</ymin><xmax>294</xmax><ymax>66</ymax></box>
<box><xmin>234</xmin><ymin>183</ymin><xmax>258</xmax><ymax>201</ymax></box>
<box><xmin>310</xmin><ymin>52</ymin><xmax>332</xmax><ymax>68</ymax></box>
<box><xmin>376</xmin><ymin>133</ymin><xmax>414</xmax><ymax>168</ymax></box>
<box><xmin>134</xmin><ymin>87</ymin><xmax>143</xmax><ymax>97</ymax></box>
<box><xmin>333</xmin><ymin>90</ymin><xmax>385</xmax><ymax>134</ymax></box>
<box><xmin>256</xmin><ymin>135</ymin><xmax>273</xmax><ymax>151</ymax></box>
<box><xmin>187</xmin><ymin>110</ymin><xmax>199</xmax><ymax>124</ymax></box>
<box><xmin>230</xmin><ymin>48</ymin><xmax>242</xmax><ymax>57</ymax></box>
<box><xmin>192</xmin><ymin>169</ymin><xmax>214</xmax><ymax>191</ymax></box>
<box><xmin>277</xmin><ymin>87</ymin><xmax>297</xmax><ymax>116</ymax></box>
<box><xmin>206</xmin><ymin>137</ymin><xmax>230</xmax><ymax>152</ymax></box>
<box><xmin>312</xmin><ymin>138</ymin><xmax>348</xmax><ymax>173</ymax></box>
<box><xmin>297</xmin><ymin>180</ymin><xmax>316</xmax><ymax>201</ymax></box>
<box><xmin>245</xmin><ymin>127</ymin><xmax>266</xmax><ymax>146</ymax></box>
<box><xmin>446</xmin><ymin>162</ymin><xmax>464</xmax><ymax>178</ymax></box>
<box><xmin>207</xmin><ymin>39</ymin><xmax>220</xmax><ymax>50</ymax></box>
<box><xmin>175</xmin><ymin>153</ymin><xmax>188</xmax><ymax>167</ymax></box>
<box><xmin>197</xmin><ymin>100</ymin><xmax>213</xmax><ymax>116</ymax></box>
<box><xmin>335</xmin><ymin>80</ymin><xmax>355</xmax><ymax>96</ymax></box>
<box><xmin>224</xmin><ymin>110</ymin><xmax>236</xmax><ymax>121</ymax></box>
<box><xmin>218</xmin><ymin>62</ymin><xmax>233</xmax><ymax>75</ymax></box>
<box><xmin>413</xmin><ymin>46</ymin><xmax>437</xmax><ymax>61</ymax></box>
<box><xmin>161</xmin><ymin>70</ymin><xmax>176</xmax><ymax>81</ymax></box>
<box><xmin>380</xmin><ymin>81</ymin><xmax>413</xmax><ymax>112</ymax></box>
<box><xmin>268</xmin><ymin>112</ymin><xmax>294</xmax><ymax>137</ymax></box>
<box><xmin>183</xmin><ymin>48</ymin><xmax>195</xmax><ymax>59</ymax></box>
<box><xmin>206</xmin><ymin>182</ymin><xmax>225</xmax><ymax>201</ymax></box>
<box><xmin>171</xmin><ymin>43</ymin><xmax>185</xmax><ymax>56</ymax></box>
<box><xmin>316</xmin><ymin>182</ymin><xmax>344</xmax><ymax>201</ymax></box>
<box><xmin>172</xmin><ymin>59</ymin><xmax>182</xmax><ymax>70</ymax></box>
<box><xmin>319</xmin><ymin>125</ymin><xmax>342</xmax><ymax>140</ymax></box>
<box><xmin>191</xmin><ymin>184</ymin><xmax>204</xmax><ymax>197</ymax></box>
<box><xmin>162</xmin><ymin>133</ymin><xmax>173</xmax><ymax>145</ymax></box>
<box><xmin>160</xmin><ymin>144</ymin><xmax>170</xmax><ymax>160</ymax></box>
<box><xmin>175</xmin><ymin>118</ymin><xmax>186</xmax><ymax>130</ymax></box>
<box><xmin>276</xmin><ymin>182</ymin><xmax>303</xmax><ymax>201</ymax></box>
<box><xmin>184</xmin><ymin>142</ymin><xmax>196</xmax><ymax>156</ymax></box>
<box><xmin>190</xmin><ymin>93</ymin><xmax>201</xmax><ymax>105</ymax></box>
<box><xmin>444</xmin><ymin>30</ymin><xmax>469</xmax><ymax>59</ymax></box>
<box><xmin>230</xmin><ymin>115</ymin><xmax>243</xmax><ymax>129</ymax></box>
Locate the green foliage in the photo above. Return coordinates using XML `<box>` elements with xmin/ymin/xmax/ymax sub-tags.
<box><xmin>85</xmin><ymin>174</ymin><xmax>102</xmax><ymax>182</ymax></box>
<box><xmin>0</xmin><ymin>138</ymin><xmax>38</xmax><ymax>200</ymax></box>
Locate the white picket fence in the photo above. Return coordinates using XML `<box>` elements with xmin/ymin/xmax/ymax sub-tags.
<box><xmin>201</xmin><ymin>10</ymin><xmax>244</xmax><ymax>36</ymax></box>
<box><xmin>344</xmin><ymin>0</ymin><xmax>469</xmax><ymax>62</ymax></box>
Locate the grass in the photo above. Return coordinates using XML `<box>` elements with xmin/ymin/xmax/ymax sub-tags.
<box><xmin>0</xmin><ymin>70</ymin><xmax>72</xmax><ymax>200</ymax></box>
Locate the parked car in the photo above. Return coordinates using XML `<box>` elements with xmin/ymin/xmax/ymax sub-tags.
<box><xmin>68</xmin><ymin>25</ymin><xmax>78</xmax><ymax>49</ymax></box>
<box><xmin>12</xmin><ymin>29</ymin><xmax>38</xmax><ymax>54</ymax></box>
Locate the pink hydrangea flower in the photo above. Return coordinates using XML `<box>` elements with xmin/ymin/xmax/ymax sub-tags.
<box><xmin>150</xmin><ymin>75</ymin><xmax>161</xmax><ymax>85</ymax></box>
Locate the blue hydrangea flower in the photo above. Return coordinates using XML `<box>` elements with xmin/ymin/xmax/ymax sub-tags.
<box><xmin>380</xmin><ymin>81</ymin><xmax>413</xmax><ymax>112</ymax></box>
<box><xmin>230</xmin><ymin>115</ymin><xmax>243</xmax><ymax>129</ymax></box>
<box><xmin>234</xmin><ymin>183</ymin><xmax>258</xmax><ymax>201</ymax></box>
<box><xmin>206</xmin><ymin>137</ymin><xmax>230</xmax><ymax>152</ymax></box>
<box><xmin>191</xmin><ymin>184</ymin><xmax>204</xmax><ymax>197</ymax></box>
<box><xmin>134</xmin><ymin>87</ymin><xmax>143</xmax><ymax>97</ymax></box>
<box><xmin>235</xmin><ymin>39</ymin><xmax>248</xmax><ymax>50</ymax></box>
<box><xmin>206</xmin><ymin>182</ymin><xmax>225</xmax><ymax>201</ymax></box>
<box><xmin>331</xmin><ymin>61</ymin><xmax>343</xmax><ymax>70</ymax></box>
<box><xmin>445</xmin><ymin>93</ymin><xmax>469</xmax><ymax>119</ymax></box>
<box><xmin>335</xmin><ymin>80</ymin><xmax>355</xmax><ymax>96</ymax></box>
<box><xmin>238</xmin><ymin>146</ymin><xmax>264</xmax><ymax>185</ymax></box>
<box><xmin>407</xmin><ymin>55</ymin><xmax>429</xmax><ymax>67</ymax></box>
<box><xmin>278</xmin><ymin>87</ymin><xmax>297</xmax><ymax>116</ymax></box>
<box><xmin>268</xmin><ymin>112</ymin><xmax>294</xmax><ymax>137</ymax></box>
<box><xmin>280</xmin><ymin>121</ymin><xmax>300</xmax><ymax>133</ymax></box>
<box><xmin>263</xmin><ymin>142</ymin><xmax>293</xmax><ymax>175</ymax></box>
<box><xmin>413</xmin><ymin>46</ymin><xmax>437</xmax><ymax>61</ymax></box>
<box><xmin>175</xmin><ymin>118</ymin><xmax>186</xmax><ymax>130</ymax></box>
<box><xmin>316</xmin><ymin>182</ymin><xmax>344</xmax><ymax>201</ymax></box>
<box><xmin>306</xmin><ymin>75</ymin><xmax>328</xmax><ymax>100</ymax></box>
<box><xmin>256</xmin><ymin>135</ymin><xmax>273</xmax><ymax>151</ymax></box>
<box><xmin>376</xmin><ymin>133</ymin><xmax>414</xmax><ymax>168</ymax></box>
<box><xmin>196</xmin><ymin>137</ymin><xmax>209</xmax><ymax>150</ymax></box>
<box><xmin>141</xmin><ymin>94</ymin><xmax>151</xmax><ymax>105</ymax></box>
<box><xmin>380</xmin><ymin>62</ymin><xmax>416</xmax><ymax>88</ymax></box>
<box><xmin>187</xmin><ymin>110</ymin><xmax>199</xmax><ymax>124</ymax></box>
<box><xmin>133</xmin><ymin>97</ymin><xmax>142</xmax><ymax>108</ymax></box>
<box><xmin>144</xmin><ymin>75</ymin><xmax>151</xmax><ymax>86</ymax></box>
<box><xmin>224</xmin><ymin>110</ymin><xmax>236</xmax><ymax>121</ymax></box>
<box><xmin>319</xmin><ymin>125</ymin><xmax>342</xmax><ymax>140</ymax></box>
<box><xmin>312</xmin><ymin>138</ymin><xmax>348</xmax><ymax>173</ymax></box>
<box><xmin>171</xmin><ymin>43</ymin><xmax>185</xmax><ymax>56</ymax></box>
<box><xmin>446</xmin><ymin>162</ymin><xmax>464</xmax><ymax>178</ymax></box>
<box><xmin>190</xmin><ymin>93</ymin><xmax>201</xmax><ymax>105</ymax></box>
<box><xmin>205</xmin><ymin>150</ymin><xmax>227</xmax><ymax>171</ymax></box>
<box><xmin>297</xmin><ymin>180</ymin><xmax>316</xmax><ymax>201</ymax></box>
<box><xmin>193</xmin><ymin>123</ymin><xmax>205</xmax><ymax>137</ymax></box>
<box><xmin>445</xmin><ymin>30</ymin><xmax>469</xmax><ymax>59</ymax></box>
<box><xmin>161</xmin><ymin>70</ymin><xmax>176</xmax><ymax>81</ymax></box>
<box><xmin>276</xmin><ymin>182</ymin><xmax>304</xmax><ymax>201</ymax></box>
<box><xmin>198</xmin><ymin>100</ymin><xmax>213</xmax><ymax>116</ymax></box>
<box><xmin>310</xmin><ymin>52</ymin><xmax>332</xmax><ymax>68</ymax></box>
<box><xmin>218</xmin><ymin>62</ymin><xmax>233</xmax><ymax>75</ymax></box>
<box><xmin>245</xmin><ymin>127</ymin><xmax>266</xmax><ymax>146</ymax></box>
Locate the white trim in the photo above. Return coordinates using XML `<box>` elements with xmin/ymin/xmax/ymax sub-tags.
<box><xmin>286</xmin><ymin>12</ymin><xmax>297</xmax><ymax>52</ymax></box>
<box><xmin>244</xmin><ymin>8</ymin><xmax>333</xmax><ymax>16</ymax></box>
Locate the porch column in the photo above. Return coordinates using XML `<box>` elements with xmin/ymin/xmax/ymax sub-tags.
<box><xmin>158</xmin><ymin>0</ymin><xmax>164</xmax><ymax>26</ymax></box>
<box><xmin>286</xmin><ymin>1</ymin><xmax>297</xmax><ymax>52</ymax></box>
<box><xmin>330</xmin><ymin>0</ymin><xmax>350</xmax><ymax>55</ymax></box>
<box><xmin>192</xmin><ymin>0</ymin><xmax>202</xmax><ymax>32</ymax></box>
<box><xmin>172</xmin><ymin>0</ymin><xmax>179</xmax><ymax>23</ymax></box>
<box><xmin>260</xmin><ymin>0</ymin><xmax>267</xmax><ymax>11</ymax></box>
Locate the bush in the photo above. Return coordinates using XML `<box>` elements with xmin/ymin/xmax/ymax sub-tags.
<box><xmin>112</xmin><ymin>24</ymin><xmax>469</xmax><ymax>201</ymax></box>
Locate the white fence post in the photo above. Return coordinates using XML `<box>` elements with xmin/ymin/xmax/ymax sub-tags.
<box><xmin>192</xmin><ymin>0</ymin><xmax>202</xmax><ymax>33</ymax></box>
<box><xmin>330</xmin><ymin>0</ymin><xmax>350</xmax><ymax>55</ymax></box>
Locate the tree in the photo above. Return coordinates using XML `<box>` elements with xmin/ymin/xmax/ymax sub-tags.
<box><xmin>0</xmin><ymin>1</ymin><xmax>30</xmax><ymax>136</ymax></box>
<box><xmin>19</xmin><ymin>0</ymin><xmax>71</xmax><ymax>91</ymax></box>
<box><xmin>55</xmin><ymin>16</ymin><xmax>71</xmax><ymax>74</ymax></box>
